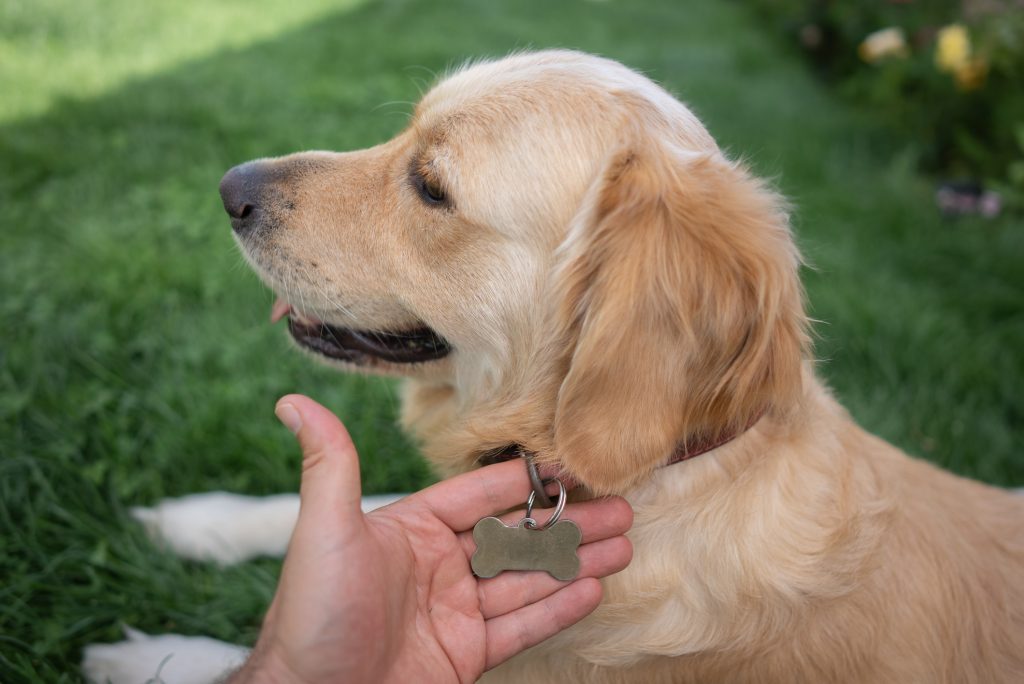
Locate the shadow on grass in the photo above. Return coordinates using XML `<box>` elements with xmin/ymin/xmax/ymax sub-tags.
<box><xmin>0</xmin><ymin>0</ymin><xmax>1020</xmax><ymax>679</ymax></box>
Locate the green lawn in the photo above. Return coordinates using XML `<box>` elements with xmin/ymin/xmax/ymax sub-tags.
<box><xmin>1</xmin><ymin>0</ymin><xmax>1021</xmax><ymax>679</ymax></box>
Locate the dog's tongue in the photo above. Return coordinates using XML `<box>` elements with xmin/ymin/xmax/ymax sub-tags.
<box><xmin>270</xmin><ymin>298</ymin><xmax>292</xmax><ymax>323</ymax></box>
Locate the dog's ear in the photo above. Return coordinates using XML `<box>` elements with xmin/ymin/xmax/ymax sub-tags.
<box><xmin>551</xmin><ymin>141</ymin><xmax>808</xmax><ymax>493</ymax></box>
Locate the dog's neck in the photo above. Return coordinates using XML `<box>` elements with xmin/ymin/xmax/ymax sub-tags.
<box><xmin>663</xmin><ymin>408</ymin><xmax>768</xmax><ymax>467</ymax></box>
<box><xmin>478</xmin><ymin>409</ymin><xmax>766</xmax><ymax>470</ymax></box>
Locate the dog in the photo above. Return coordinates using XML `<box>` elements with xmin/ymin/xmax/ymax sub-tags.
<box><xmin>84</xmin><ymin>50</ymin><xmax>1024</xmax><ymax>683</ymax></box>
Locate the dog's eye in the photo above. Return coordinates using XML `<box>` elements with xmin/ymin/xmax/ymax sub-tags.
<box><xmin>419</xmin><ymin>176</ymin><xmax>446</xmax><ymax>205</ymax></box>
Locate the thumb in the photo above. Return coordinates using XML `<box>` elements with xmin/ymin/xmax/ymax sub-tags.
<box><xmin>275</xmin><ymin>394</ymin><xmax>363</xmax><ymax>522</ymax></box>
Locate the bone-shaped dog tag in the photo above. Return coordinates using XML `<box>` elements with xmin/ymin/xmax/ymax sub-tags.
<box><xmin>471</xmin><ymin>517</ymin><xmax>582</xmax><ymax>581</ymax></box>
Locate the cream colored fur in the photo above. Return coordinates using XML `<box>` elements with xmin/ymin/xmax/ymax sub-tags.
<box><xmin>230</xmin><ymin>50</ymin><xmax>1024</xmax><ymax>682</ymax></box>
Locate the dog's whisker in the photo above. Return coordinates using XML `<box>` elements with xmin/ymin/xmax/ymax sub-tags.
<box><xmin>296</xmin><ymin>250</ymin><xmax>356</xmax><ymax>322</ymax></box>
<box><xmin>403</xmin><ymin>64</ymin><xmax>438</xmax><ymax>78</ymax></box>
<box><xmin>371</xmin><ymin>100</ymin><xmax>417</xmax><ymax>114</ymax></box>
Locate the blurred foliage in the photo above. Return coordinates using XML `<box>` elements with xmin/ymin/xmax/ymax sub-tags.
<box><xmin>747</xmin><ymin>0</ymin><xmax>1024</xmax><ymax>208</ymax></box>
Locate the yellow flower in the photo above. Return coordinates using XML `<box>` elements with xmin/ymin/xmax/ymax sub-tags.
<box><xmin>935</xmin><ymin>24</ymin><xmax>970</xmax><ymax>73</ymax></box>
<box><xmin>935</xmin><ymin>24</ymin><xmax>987</xmax><ymax>90</ymax></box>
<box><xmin>954</xmin><ymin>57</ymin><xmax>989</xmax><ymax>91</ymax></box>
<box><xmin>859</xmin><ymin>27</ymin><xmax>909</xmax><ymax>64</ymax></box>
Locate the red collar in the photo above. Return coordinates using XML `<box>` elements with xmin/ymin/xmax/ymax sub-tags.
<box><xmin>479</xmin><ymin>410</ymin><xmax>765</xmax><ymax>469</ymax></box>
<box><xmin>663</xmin><ymin>409</ymin><xmax>766</xmax><ymax>466</ymax></box>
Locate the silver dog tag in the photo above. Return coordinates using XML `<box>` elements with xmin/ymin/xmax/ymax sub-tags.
<box><xmin>471</xmin><ymin>516</ymin><xmax>582</xmax><ymax>581</ymax></box>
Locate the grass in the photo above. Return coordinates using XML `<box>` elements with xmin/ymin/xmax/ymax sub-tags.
<box><xmin>1</xmin><ymin>0</ymin><xmax>1021</xmax><ymax>679</ymax></box>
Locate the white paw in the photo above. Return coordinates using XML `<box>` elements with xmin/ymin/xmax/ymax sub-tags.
<box><xmin>82</xmin><ymin>626</ymin><xmax>248</xmax><ymax>684</ymax></box>
<box><xmin>132</xmin><ymin>491</ymin><xmax>407</xmax><ymax>565</ymax></box>
<box><xmin>132</xmin><ymin>492</ymin><xmax>300</xmax><ymax>565</ymax></box>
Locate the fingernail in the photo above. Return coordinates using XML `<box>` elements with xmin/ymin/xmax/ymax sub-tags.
<box><xmin>275</xmin><ymin>402</ymin><xmax>302</xmax><ymax>434</ymax></box>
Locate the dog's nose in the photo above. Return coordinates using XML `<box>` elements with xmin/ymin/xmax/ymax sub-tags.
<box><xmin>219</xmin><ymin>162</ymin><xmax>266</xmax><ymax>230</ymax></box>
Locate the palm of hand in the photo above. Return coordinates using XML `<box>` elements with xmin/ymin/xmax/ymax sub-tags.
<box><xmin>261</xmin><ymin>509</ymin><xmax>475</xmax><ymax>683</ymax></box>
<box><xmin>368</xmin><ymin>508</ymin><xmax>488</xmax><ymax>684</ymax></box>
<box><xmin>265</xmin><ymin>489</ymin><xmax>626</xmax><ymax>684</ymax></box>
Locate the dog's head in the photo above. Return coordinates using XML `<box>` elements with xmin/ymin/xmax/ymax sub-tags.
<box><xmin>223</xmin><ymin>51</ymin><xmax>808</xmax><ymax>493</ymax></box>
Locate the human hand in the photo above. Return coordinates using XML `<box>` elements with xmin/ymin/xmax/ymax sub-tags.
<box><xmin>230</xmin><ymin>394</ymin><xmax>633</xmax><ymax>684</ymax></box>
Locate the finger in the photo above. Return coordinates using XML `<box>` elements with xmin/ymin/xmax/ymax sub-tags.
<box><xmin>457</xmin><ymin>496</ymin><xmax>633</xmax><ymax>558</ymax></box>
<box><xmin>275</xmin><ymin>394</ymin><xmax>363</xmax><ymax>521</ymax></box>
<box><xmin>477</xmin><ymin>535</ymin><xmax>632</xmax><ymax>619</ymax></box>
<box><xmin>410</xmin><ymin>459</ymin><xmax>532</xmax><ymax>530</ymax></box>
<box><xmin>412</xmin><ymin>460</ymin><xmax>584</xmax><ymax>532</ymax></box>
<box><xmin>484</xmin><ymin>578</ymin><xmax>603</xmax><ymax>670</ymax></box>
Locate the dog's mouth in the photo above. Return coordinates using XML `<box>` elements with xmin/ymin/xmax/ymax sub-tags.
<box><xmin>272</xmin><ymin>299</ymin><xmax>452</xmax><ymax>365</ymax></box>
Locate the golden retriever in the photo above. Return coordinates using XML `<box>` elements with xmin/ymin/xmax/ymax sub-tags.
<box><xmin>215</xmin><ymin>50</ymin><xmax>1024</xmax><ymax>682</ymax></box>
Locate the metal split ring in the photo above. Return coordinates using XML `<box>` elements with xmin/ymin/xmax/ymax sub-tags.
<box><xmin>524</xmin><ymin>478</ymin><xmax>566</xmax><ymax>530</ymax></box>
<box><xmin>524</xmin><ymin>451</ymin><xmax>553</xmax><ymax>508</ymax></box>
